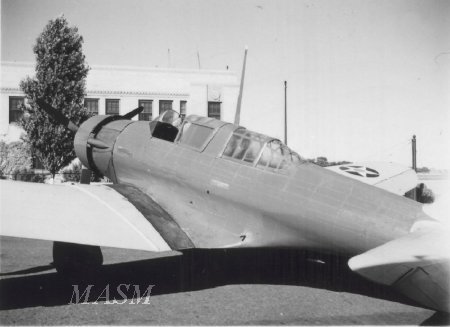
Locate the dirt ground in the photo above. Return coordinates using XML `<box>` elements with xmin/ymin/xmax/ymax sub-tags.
<box><xmin>0</xmin><ymin>236</ymin><xmax>447</xmax><ymax>325</ymax></box>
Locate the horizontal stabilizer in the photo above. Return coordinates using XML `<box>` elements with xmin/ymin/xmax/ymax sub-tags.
<box><xmin>0</xmin><ymin>180</ymin><xmax>172</xmax><ymax>252</ymax></box>
<box><xmin>326</xmin><ymin>161</ymin><xmax>418</xmax><ymax>195</ymax></box>
<box><xmin>348</xmin><ymin>223</ymin><xmax>450</xmax><ymax>312</ymax></box>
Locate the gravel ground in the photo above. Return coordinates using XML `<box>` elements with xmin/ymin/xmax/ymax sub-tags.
<box><xmin>0</xmin><ymin>236</ymin><xmax>447</xmax><ymax>325</ymax></box>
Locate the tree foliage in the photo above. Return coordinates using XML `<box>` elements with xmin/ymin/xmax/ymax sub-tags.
<box><xmin>19</xmin><ymin>16</ymin><xmax>90</xmax><ymax>177</ymax></box>
<box><xmin>417</xmin><ymin>183</ymin><xmax>435</xmax><ymax>204</ymax></box>
<box><xmin>307</xmin><ymin>156</ymin><xmax>351</xmax><ymax>167</ymax></box>
<box><xmin>0</xmin><ymin>141</ymin><xmax>32</xmax><ymax>178</ymax></box>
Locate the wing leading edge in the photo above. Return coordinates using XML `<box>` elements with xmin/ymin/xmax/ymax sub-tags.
<box><xmin>0</xmin><ymin>180</ymin><xmax>193</xmax><ymax>252</ymax></box>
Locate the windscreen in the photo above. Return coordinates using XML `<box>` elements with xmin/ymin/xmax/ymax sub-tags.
<box><xmin>177</xmin><ymin>122</ymin><xmax>215</xmax><ymax>150</ymax></box>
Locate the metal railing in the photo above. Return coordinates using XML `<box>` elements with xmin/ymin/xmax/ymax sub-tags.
<box><xmin>0</xmin><ymin>172</ymin><xmax>108</xmax><ymax>183</ymax></box>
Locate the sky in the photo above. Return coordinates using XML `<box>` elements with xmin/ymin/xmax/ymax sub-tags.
<box><xmin>1</xmin><ymin>0</ymin><xmax>449</xmax><ymax>168</ymax></box>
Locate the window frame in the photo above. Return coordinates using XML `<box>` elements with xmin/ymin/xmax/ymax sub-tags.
<box><xmin>159</xmin><ymin>100</ymin><xmax>173</xmax><ymax>115</ymax></box>
<box><xmin>180</xmin><ymin>100</ymin><xmax>187</xmax><ymax>119</ymax></box>
<box><xmin>9</xmin><ymin>96</ymin><xmax>25</xmax><ymax>123</ymax></box>
<box><xmin>207</xmin><ymin>101</ymin><xmax>221</xmax><ymax>120</ymax></box>
<box><xmin>31</xmin><ymin>150</ymin><xmax>45</xmax><ymax>170</ymax></box>
<box><xmin>84</xmin><ymin>98</ymin><xmax>99</xmax><ymax>115</ymax></box>
<box><xmin>105</xmin><ymin>99</ymin><xmax>120</xmax><ymax>115</ymax></box>
<box><xmin>138</xmin><ymin>99</ymin><xmax>153</xmax><ymax>121</ymax></box>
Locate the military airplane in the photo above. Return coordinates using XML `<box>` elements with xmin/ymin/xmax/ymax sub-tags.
<box><xmin>1</xmin><ymin>52</ymin><xmax>449</xmax><ymax>312</ymax></box>
<box><xmin>1</xmin><ymin>99</ymin><xmax>449</xmax><ymax>312</ymax></box>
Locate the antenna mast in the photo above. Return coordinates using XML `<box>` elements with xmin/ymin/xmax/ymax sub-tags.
<box><xmin>197</xmin><ymin>50</ymin><xmax>201</xmax><ymax>69</ymax></box>
<box><xmin>234</xmin><ymin>46</ymin><xmax>248</xmax><ymax>125</ymax></box>
<box><xmin>168</xmin><ymin>48</ymin><xmax>171</xmax><ymax>67</ymax></box>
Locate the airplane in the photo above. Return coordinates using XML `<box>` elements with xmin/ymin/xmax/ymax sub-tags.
<box><xmin>1</xmin><ymin>51</ymin><xmax>449</xmax><ymax>313</ymax></box>
<box><xmin>1</xmin><ymin>98</ymin><xmax>449</xmax><ymax>312</ymax></box>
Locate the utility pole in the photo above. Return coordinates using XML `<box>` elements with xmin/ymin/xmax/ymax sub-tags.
<box><xmin>411</xmin><ymin>134</ymin><xmax>417</xmax><ymax>201</ymax></box>
<box><xmin>412</xmin><ymin>135</ymin><xmax>417</xmax><ymax>172</ymax></box>
<box><xmin>197</xmin><ymin>51</ymin><xmax>201</xmax><ymax>69</ymax></box>
<box><xmin>168</xmin><ymin>48</ymin><xmax>171</xmax><ymax>68</ymax></box>
<box><xmin>284</xmin><ymin>81</ymin><xmax>287</xmax><ymax>145</ymax></box>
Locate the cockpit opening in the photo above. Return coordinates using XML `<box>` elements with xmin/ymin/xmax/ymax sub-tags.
<box><xmin>149</xmin><ymin>110</ymin><xmax>182</xmax><ymax>142</ymax></box>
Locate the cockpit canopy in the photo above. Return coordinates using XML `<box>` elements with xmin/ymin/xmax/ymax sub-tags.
<box><xmin>149</xmin><ymin>110</ymin><xmax>183</xmax><ymax>142</ymax></box>
<box><xmin>155</xmin><ymin>110</ymin><xmax>183</xmax><ymax>126</ymax></box>
<box><xmin>175</xmin><ymin>116</ymin><xmax>228</xmax><ymax>151</ymax></box>
<box><xmin>149</xmin><ymin>113</ymin><xmax>303</xmax><ymax>172</ymax></box>
<box><xmin>222</xmin><ymin>127</ymin><xmax>303</xmax><ymax>171</ymax></box>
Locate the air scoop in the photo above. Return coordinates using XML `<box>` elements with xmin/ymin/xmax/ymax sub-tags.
<box><xmin>87</xmin><ymin>138</ymin><xmax>110</xmax><ymax>149</ymax></box>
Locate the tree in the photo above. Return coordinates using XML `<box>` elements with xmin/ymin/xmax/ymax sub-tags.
<box><xmin>19</xmin><ymin>16</ymin><xmax>90</xmax><ymax>179</ymax></box>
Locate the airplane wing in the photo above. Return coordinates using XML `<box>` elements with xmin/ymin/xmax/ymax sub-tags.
<box><xmin>348</xmin><ymin>221</ymin><xmax>450</xmax><ymax>312</ymax></box>
<box><xmin>0</xmin><ymin>180</ymin><xmax>194</xmax><ymax>252</ymax></box>
<box><xmin>325</xmin><ymin>161</ymin><xmax>418</xmax><ymax>196</ymax></box>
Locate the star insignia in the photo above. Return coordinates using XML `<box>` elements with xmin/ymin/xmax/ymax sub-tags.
<box><xmin>339</xmin><ymin>165</ymin><xmax>380</xmax><ymax>178</ymax></box>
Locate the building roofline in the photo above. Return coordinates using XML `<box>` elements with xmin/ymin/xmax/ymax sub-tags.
<box><xmin>0</xmin><ymin>87</ymin><xmax>189</xmax><ymax>98</ymax></box>
<box><xmin>1</xmin><ymin>61</ymin><xmax>237</xmax><ymax>76</ymax></box>
<box><xmin>1</xmin><ymin>61</ymin><xmax>34</xmax><ymax>67</ymax></box>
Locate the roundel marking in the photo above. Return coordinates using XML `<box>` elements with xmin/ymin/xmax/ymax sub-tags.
<box><xmin>339</xmin><ymin>165</ymin><xmax>380</xmax><ymax>178</ymax></box>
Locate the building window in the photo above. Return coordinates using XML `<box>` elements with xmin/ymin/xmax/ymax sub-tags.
<box><xmin>32</xmin><ymin>152</ymin><xmax>45</xmax><ymax>170</ymax></box>
<box><xmin>159</xmin><ymin>100</ymin><xmax>173</xmax><ymax>115</ymax></box>
<box><xmin>208</xmin><ymin>101</ymin><xmax>221</xmax><ymax>120</ymax></box>
<box><xmin>180</xmin><ymin>101</ymin><xmax>187</xmax><ymax>119</ymax></box>
<box><xmin>105</xmin><ymin>99</ymin><xmax>120</xmax><ymax>115</ymax></box>
<box><xmin>84</xmin><ymin>98</ymin><xmax>99</xmax><ymax>115</ymax></box>
<box><xmin>9</xmin><ymin>97</ymin><xmax>25</xmax><ymax>123</ymax></box>
<box><xmin>138</xmin><ymin>100</ymin><xmax>153</xmax><ymax>121</ymax></box>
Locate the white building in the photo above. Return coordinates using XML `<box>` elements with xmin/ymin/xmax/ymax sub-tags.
<box><xmin>1</xmin><ymin>61</ymin><xmax>240</xmax><ymax>138</ymax></box>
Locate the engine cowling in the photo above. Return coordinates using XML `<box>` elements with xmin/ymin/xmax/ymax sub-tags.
<box><xmin>74</xmin><ymin>115</ymin><xmax>134</xmax><ymax>182</ymax></box>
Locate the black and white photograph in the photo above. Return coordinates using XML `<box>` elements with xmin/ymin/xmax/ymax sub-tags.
<box><xmin>0</xmin><ymin>0</ymin><xmax>449</xmax><ymax>325</ymax></box>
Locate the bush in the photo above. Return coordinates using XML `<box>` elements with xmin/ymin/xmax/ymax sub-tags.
<box><xmin>10</xmin><ymin>168</ymin><xmax>46</xmax><ymax>183</ymax></box>
<box><xmin>419</xmin><ymin>184</ymin><xmax>435</xmax><ymax>204</ymax></box>
<box><xmin>406</xmin><ymin>183</ymin><xmax>435</xmax><ymax>204</ymax></box>
<box><xmin>61</xmin><ymin>159</ymin><xmax>103</xmax><ymax>183</ymax></box>
<box><xmin>0</xmin><ymin>140</ymin><xmax>32</xmax><ymax>177</ymax></box>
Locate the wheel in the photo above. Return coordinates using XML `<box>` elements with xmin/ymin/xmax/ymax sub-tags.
<box><xmin>53</xmin><ymin>241</ymin><xmax>103</xmax><ymax>276</ymax></box>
